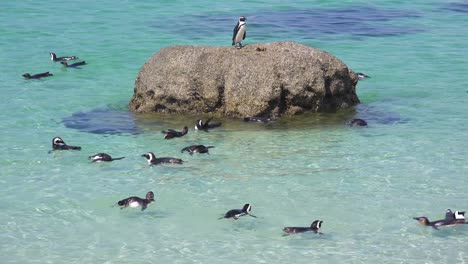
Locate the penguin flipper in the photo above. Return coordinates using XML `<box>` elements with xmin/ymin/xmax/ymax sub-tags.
<box><xmin>243</xmin><ymin>31</ymin><xmax>246</xmax><ymax>40</ymax></box>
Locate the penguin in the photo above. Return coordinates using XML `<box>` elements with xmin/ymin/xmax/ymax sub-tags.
<box><xmin>195</xmin><ymin>118</ymin><xmax>222</xmax><ymax>131</ymax></box>
<box><xmin>413</xmin><ymin>215</ymin><xmax>467</xmax><ymax>229</ymax></box>
<box><xmin>243</xmin><ymin>117</ymin><xmax>275</xmax><ymax>123</ymax></box>
<box><xmin>61</xmin><ymin>61</ymin><xmax>86</xmax><ymax>68</ymax></box>
<box><xmin>117</xmin><ymin>191</ymin><xmax>155</xmax><ymax>211</ymax></box>
<box><xmin>141</xmin><ymin>152</ymin><xmax>183</xmax><ymax>165</ymax></box>
<box><xmin>232</xmin><ymin>16</ymin><xmax>247</xmax><ymax>48</ymax></box>
<box><xmin>161</xmin><ymin>126</ymin><xmax>188</xmax><ymax>139</ymax></box>
<box><xmin>283</xmin><ymin>220</ymin><xmax>324</xmax><ymax>234</ymax></box>
<box><xmin>356</xmin><ymin>72</ymin><xmax>370</xmax><ymax>80</ymax></box>
<box><xmin>347</xmin><ymin>118</ymin><xmax>368</xmax><ymax>126</ymax></box>
<box><xmin>22</xmin><ymin>72</ymin><xmax>53</xmax><ymax>79</ymax></box>
<box><xmin>50</xmin><ymin>53</ymin><xmax>78</xmax><ymax>62</ymax></box>
<box><xmin>88</xmin><ymin>153</ymin><xmax>125</xmax><ymax>162</ymax></box>
<box><xmin>445</xmin><ymin>209</ymin><xmax>465</xmax><ymax>221</ymax></box>
<box><xmin>181</xmin><ymin>145</ymin><xmax>214</xmax><ymax>155</ymax></box>
<box><xmin>51</xmin><ymin>137</ymin><xmax>81</xmax><ymax>151</ymax></box>
<box><xmin>219</xmin><ymin>203</ymin><xmax>257</xmax><ymax>220</ymax></box>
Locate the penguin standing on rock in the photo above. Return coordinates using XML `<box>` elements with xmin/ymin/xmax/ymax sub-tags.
<box><xmin>232</xmin><ymin>16</ymin><xmax>247</xmax><ymax>48</ymax></box>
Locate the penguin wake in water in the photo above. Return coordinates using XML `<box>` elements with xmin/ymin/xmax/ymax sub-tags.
<box><xmin>195</xmin><ymin>118</ymin><xmax>222</xmax><ymax>131</ymax></box>
<box><xmin>232</xmin><ymin>16</ymin><xmax>247</xmax><ymax>48</ymax></box>
<box><xmin>50</xmin><ymin>53</ymin><xmax>78</xmax><ymax>62</ymax></box>
<box><xmin>22</xmin><ymin>72</ymin><xmax>53</xmax><ymax>79</ymax></box>
<box><xmin>161</xmin><ymin>126</ymin><xmax>188</xmax><ymax>139</ymax></box>
<box><xmin>88</xmin><ymin>153</ymin><xmax>125</xmax><ymax>162</ymax></box>
<box><xmin>219</xmin><ymin>203</ymin><xmax>257</xmax><ymax>220</ymax></box>
<box><xmin>181</xmin><ymin>145</ymin><xmax>214</xmax><ymax>155</ymax></box>
<box><xmin>50</xmin><ymin>137</ymin><xmax>81</xmax><ymax>152</ymax></box>
<box><xmin>283</xmin><ymin>220</ymin><xmax>324</xmax><ymax>235</ymax></box>
<box><xmin>141</xmin><ymin>152</ymin><xmax>183</xmax><ymax>165</ymax></box>
<box><xmin>117</xmin><ymin>191</ymin><xmax>155</xmax><ymax>211</ymax></box>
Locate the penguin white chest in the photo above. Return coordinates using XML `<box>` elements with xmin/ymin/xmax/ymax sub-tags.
<box><xmin>234</xmin><ymin>25</ymin><xmax>246</xmax><ymax>44</ymax></box>
<box><xmin>129</xmin><ymin>201</ymin><xmax>140</xmax><ymax>208</ymax></box>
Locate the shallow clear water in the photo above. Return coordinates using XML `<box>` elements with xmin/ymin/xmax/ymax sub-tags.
<box><xmin>1</xmin><ymin>0</ymin><xmax>467</xmax><ymax>263</ymax></box>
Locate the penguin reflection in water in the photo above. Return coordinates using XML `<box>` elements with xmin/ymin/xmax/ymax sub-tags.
<box><xmin>219</xmin><ymin>203</ymin><xmax>257</xmax><ymax>220</ymax></box>
<box><xmin>283</xmin><ymin>220</ymin><xmax>324</xmax><ymax>235</ymax></box>
<box><xmin>117</xmin><ymin>191</ymin><xmax>155</xmax><ymax>211</ymax></box>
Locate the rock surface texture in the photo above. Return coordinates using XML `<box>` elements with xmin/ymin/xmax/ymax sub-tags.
<box><xmin>129</xmin><ymin>42</ymin><xmax>360</xmax><ymax>118</ymax></box>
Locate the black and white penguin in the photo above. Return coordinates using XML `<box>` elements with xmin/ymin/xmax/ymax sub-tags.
<box><xmin>232</xmin><ymin>16</ymin><xmax>247</xmax><ymax>48</ymax></box>
<box><xmin>356</xmin><ymin>72</ymin><xmax>370</xmax><ymax>80</ymax></box>
<box><xmin>195</xmin><ymin>118</ymin><xmax>222</xmax><ymax>131</ymax></box>
<box><xmin>243</xmin><ymin>117</ymin><xmax>275</xmax><ymax>123</ymax></box>
<box><xmin>61</xmin><ymin>61</ymin><xmax>86</xmax><ymax>68</ymax></box>
<box><xmin>117</xmin><ymin>191</ymin><xmax>155</xmax><ymax>211</ymax></box>
<box><xmin>88</xmin><ymin>153</ymin><xmax>125</xmax><ymax>162</ymax></box>
<box><xmin>219</xmin><ymin>203</ymin><xmax>257</xmax><ymax>220</ymax></box>
<box><xmin>22</xmin><ymin>72</ymin><xmax>53</xmax><ymax>79</ymax></box>
<box><xmin>283</xmin><ymin>220</ymin><xmax>324</xmax><ymax>234</ymax></box>
<box><xmin>161</xmin><ymin>126</ymin><xmax>188</xmax><ymax>139</ymax></box>
<box><xmin>50</xmin><ymin>53</ymin><xmax>78</xmax><ymax>62</ymax></box>
<box><xmin>445</xmin><ymin>209</ymin><xmax>466</xmax><ymax>221</ymax></box>
<box><xmin>141</xmin><ymin>152</ymin><xmax>183</xmax><ymax>165</ymax></box>
<box><xmin>181</xmin><ymin>145</ymin><xmax>214</xmax><ymax>155</ymax></box>
<box><xmin>51</xmin><ymin>137</ymin><xmax>81</xmax><ymax>151</ymax></box>
<box><xmin>347</xmin><ymin>118</ymin><xmax>368</xmax><ymax>126</ymax></box>
<box><xmin>414</xmin><ymin>214</ymin><xmax>467</xmax><ymax>229</ymax></box>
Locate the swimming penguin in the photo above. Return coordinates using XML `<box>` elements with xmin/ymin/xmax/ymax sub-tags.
<box><xmin>88</xmin><ymin>153</ymin><xmax>125</xmax><ymax>162</ymax></box>
<box><xmin>161</xmin><ymin>126</ymin><xmax>188</xmax><ymax>139</ymax></box>
<box><xmin>195</xmin><ymin>118</ymin><xmax>222</xmax><ymax>131</ymax></box>
<box><xmin>141</xmin><ymin>152</ymin><xmax>183</xmax><ymax>165</ymax></box>
<box><xmin>117</xmin><ymin>191</ymin><xmax>154</xmax><ymax>211</ymax></box>
<box><xmin>347</xmin><ymin>118</ymin><xmax>368</xmax><ymax>126</ymax></box>
<box><xmin>232</xmin><ymin>16</ymin><xmax>247</xmax><ymax>48</ymax></box>
<box><xmin>50</xmin><ymin>53</ymin><xmax>78</xmax><ymax>62</ymax></box>
<box><xmin>181</xmin><ymin>145</ymin><xmax>214</xmax><ymax>155</ymax></box>
<box><xmin>22</xmin><ymin>72</ymin><xmax>53</xmax><ymax>79</ymax></box>
<box><xmin>356</xmin><ymin>72</ymin><xmax>370</xmax><ymax>80</ymax></box>
<box><xmin>243</xmin><ymin>117</ymin><xmax>275</xmax><ymax>123</ymax></box>
<box><xmin>219</xmin><ymin>203</ymin><xmax>257</xmax><ymax>220</ymax></box>
<box><xmin>283</xmin><ymin>220</ymin><xmax>324</xmax><ymax>234</ymax></box>
<box><xmin>51</xmin><ymin>137</ymin><xmax>81</xmax><ymax>151</ymax></box>
<box><xmin>445</xmin><ymin>209</ymin><xmax>466</xmax><ymax>222</ymax></box>
<box><xmin>61</xmin><ymin>61</ymin><xmax>86</xmax><ymax>68</ymax></box>
<box><xmin>413</xmin><ymin>215</ymin><xmax>467</xmax><ymax>229</ymax></box>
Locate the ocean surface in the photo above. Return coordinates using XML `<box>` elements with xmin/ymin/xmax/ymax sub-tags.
<box><xmin>1</xmin><ymin>0</ymin><xmax>467</xmax><ymax>263</ymax></box>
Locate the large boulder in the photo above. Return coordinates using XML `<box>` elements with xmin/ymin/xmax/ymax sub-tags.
<box><xmin>129</xmin><ymin>42</ymin><xmax>360</xmax><ymax>118</ymax></box>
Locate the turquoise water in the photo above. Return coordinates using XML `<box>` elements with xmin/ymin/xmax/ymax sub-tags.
<box><xmin>1</xmin><ymin>0</ymin><xmax>468</xmax><ymax>263</ymax></box>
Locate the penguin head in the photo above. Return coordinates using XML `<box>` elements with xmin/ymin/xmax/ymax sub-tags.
<box><xmin>50</xmin><ymin>53</ymin><xmax>56</xmax><ymax>60</ymax></box>
<box><xmin>413</xmin><ymin>216</ymin><xmax>430</xmax><ymax>226</ymax></box>
<box><xmin>454</xmin><ymin>211</ymin><xmax>465</xmax><ymax>220</ymax></box>
<box><xmin>239</xmin><ymin>16</ymin><xmax>246</xmax><ymax>22</ymax></box>
<box><xmin>141</xmin><ymin>152</ymin><xmax>156</xmax><ymax>162</ymax></box>
<box><xmin>311</xmin><ymin>220</ymin><xmax>323</xmax><ymax>231</ymax></box>
<box><xmin>22</xmin><ymin>73</ymin><xmax>32</xmax><ymax>78</ymax></box>
<box><xmin>356</xmin><ymin>72</ymin><xmax>369</xmax><ymax>80</ymax></box>
<box><xmin>195</xmin><ymin>119</ymin><xmax>203</xmax><ymax>129</ymax></box>
<box><xmin>242</xmin><ymin>203</ymin><xmax>252</xmax><ymax>213</ymax></box>
<box><xmin>146</xmin><ymin>191</ymin><xmax>155</xmax><ymax>202</ymax></box>
<box><xmin>52</xmin><ymin>137</ymin><xmax>65</xmax><ymax>146</ymax></box>
<box><xmin>182</xmin><ymin>126</ymin><xmax>189</xmax><ymax>133</ymax></box>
